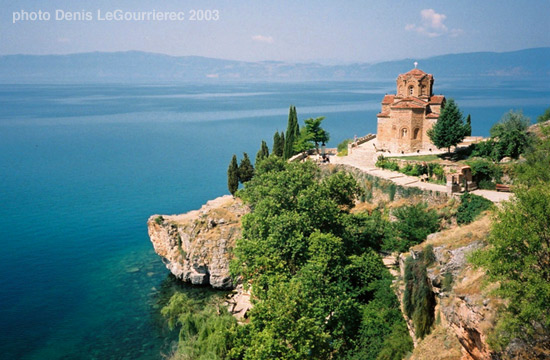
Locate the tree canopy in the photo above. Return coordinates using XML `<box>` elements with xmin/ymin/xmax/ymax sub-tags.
<box><xmin>238</xmin><ymin>152</ymin><xmax>254</xmax><ymax>183</ymax></box>
<box><xmin>471</xmin><ymin>185</ymin><xmax>550</xmax><ymax>350</ymax></box>
<box><xmin>489</xmin><ymin>110</ymin><xmax>532</xmax><ymax>160</ymax></box>
<box><xmin>427</xmin><ymin>99</ymin><xmax>469</xmax><ymax>153</ymax></box>
<box><xmin>283</xmin><ymin>106</ymin><xmax>300</xmax><ymax>159</ymax></box>
<box><xmin>227</xmin><ymin>155</ymin><xmax>239</xmax><ymax>196</ymax></box>
<box><xmin>255</xmin><ymin>140</ymin><xmax>269</xmax><ymax>164</ymax></box>
<box><xmin>471</xmin><ymin>123</ymin><xmax>550</xmax><ymax>352</ymax></box>
<box><xmin>272</xmin><ymin>131</ymin><xmax>284</xmax><ymax>157</ymax></box>
<box><xmin>228</xmin><ymin>159</ymin><xmax>412</xmax><ymax>359</ymax></box>
<box><xmin>537</xmin><ymin>106</ymin><xmax>550</xmax><ymax>123</ymax></box>
<box><xmin>304</xmin><ymin>116</ymin><xmax>330</xmax><ymax>153</ymax></box>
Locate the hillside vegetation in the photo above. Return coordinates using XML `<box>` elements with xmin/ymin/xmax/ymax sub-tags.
<box><xmin>160</xmin><ymin>112</ymin><xmax>550</xmax><ymax>360</ymax></box>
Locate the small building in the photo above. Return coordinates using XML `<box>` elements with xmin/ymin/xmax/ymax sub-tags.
<box><xmin>446</xmin><ymin>166</ymin><xmax>477</xmax><ymax>194</ymax></box>
<box><xmin>376</xmin><ymin>67</ymin><xmax>446</xmax><ymax>153</ymax></box>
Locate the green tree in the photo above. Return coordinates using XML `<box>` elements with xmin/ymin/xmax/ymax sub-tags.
<box><xmin>162</xmin><ymin>293</ymin><xmax>237</xmax><ymax>360</ymax></box>
<box><xmin>537</xmin><ymin>106</ymin><xmax>550</xmax><ymax>123</ymax></box>
<box><xmin>228</xmin><ymin>161</ymin><xmax>411</xmax><ymax>359</ymax></box>
<box><xmin>471</xmin><ymin>185</ymin><xmax>550</xmax><ymax>350</ymax></box>
<box><xmin>238</xmin><ymin>152</ymin><xmax>254</xmax><ymax>183</ymax></box>
<box><xmin>292</xmin><ymin>126</ymin><xmax>314</xmax><ymax>154</ymax></box>
<box><xmin>255</xmin><ymin>140</ymin><xmax>269</xmax><ymax>164</ymax></box>
<box><xmin>426</xmin><ymin>99</ymin><xmax>469</xmax><ymax>154</ymax></box>
<box><xmin>283</xmin><ymin>106</ymin><xmax>300</xmax><ymax>159</ymax></box>
<box><xmin>489</xmin><ymin>110</ymin><xmax>532</xmax><ymax>160</ymax></box>
<box><xmin>227</xmin><ymin>154</ymin><xmax>239</xmax><ymax>196</ymax></box>
<box><xmin>383</xmin><ymin>203</ymin><xmax>440</xmax><ymax>252</ymax></box>
<box><xmin>513</xmin><ymin>123</ymin><xmax>550</xmax><ymax>186</ymax></box>
<box><xmin>465</xmin><ymin>114</ymin><xmax>472</xmax><ymax>136</ymax></box>
<box><xmin>272</xmin><ymin>131</ymin><xmax>283</xmax><ymax>157</ymax></box>
<box><xmin>304</xmin><ymin>116</ymin><xmax>330</xmax><ymax>154</ymax></box>
<box><xmin>279</xmin><ymin>132</ymin><xmax>285</xmax><ymax>156</ymax></box>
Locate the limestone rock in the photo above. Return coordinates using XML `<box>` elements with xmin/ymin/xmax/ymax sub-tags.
<box><xmin>147</xmin><ymin>195</ymin><xmax>249</xmax><ymax>289</ymax></box>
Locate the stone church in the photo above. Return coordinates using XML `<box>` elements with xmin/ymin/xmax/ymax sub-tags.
<box><xmin>376</xmin><ymin>67</ymin><xmax>445</xmax><ymax>153</ymax></box>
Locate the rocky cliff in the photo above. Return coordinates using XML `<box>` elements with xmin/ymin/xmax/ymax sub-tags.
<box><xmin>147</xmin><ymin>195</ymin><xmax>249</xmax><ymax>289</ymax></box>
<box><xmin>394</xmin><ymin>215</ymin><xmax>499</xmax><ymax>360</ymax></box>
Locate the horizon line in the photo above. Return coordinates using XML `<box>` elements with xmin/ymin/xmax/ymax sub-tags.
<box><xmin>1</xmin><ymin>46</ymin><xmax>548</xmax><ymax>66</ymax></box>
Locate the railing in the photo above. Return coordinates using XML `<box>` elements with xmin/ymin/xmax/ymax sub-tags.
<box><xmin>288</xmin><ymin>148</ymin><xmax>338</xmax><ymax>162</ymax></box>
<box><xmin>350</xmin><ymin>133</ymin><xmax>376</xmax><ymax>148</ymax></box>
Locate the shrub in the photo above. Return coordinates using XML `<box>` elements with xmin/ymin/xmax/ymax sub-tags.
<box><xmin>384</xmin><ymin>203</ymin><xmax>440</xmax><ymax>252</ymax></box>
<box><xmin>442</xmin><ymin>272</ymin><xmax>453</xmax><ymax>292</ymax></box>
<box><xmin>456</xmin><ymin>192</ymin><xmax>493</xmax><ymax>225</ymax></box>
<box><xmin>478</xmin><ymin>179</ymin><xmax>496</xmax><ymax>190</ymax></box>
<box><xmin>423</xmin><ymin>244</ymin><xmax>436</xmax><ymax>266</ymax></box>
<box><xmin>154</xmin><ymin>216</ymin><xmax>164</xmax><ymax>225</ymax></box>
<box><xmin>470</xmin><ymin>139</ymin><xmax>498</xmax><ymax>160</ymax></box>
<box><xmin>401</xmin><ymin>163</ymin><xmax>413</xmax><ymax>175</ymax></box>
<box><xmin>467</xmin><ymin>158</ymin><xmax>502</xmax><ymax>189</ymax></box>
<box><xmin>412</xmin><ymin>163</ymin><xmax>428</xmax><ymax>176</ymax></box>
<box><xmin>376</xmin><ymin>155</ymin><xmax>400</xmax><ymax>171</ymax></box>
<box><xmin>432</xmin><ymin>165</ymin><xmax>445</xmax><ymax>181</ymax></box>
<box><xmin>337</xmin><ymin>139</ymin><xmax>352</xmax><ymax>156</ymax></box>
<box><xmin>388</xmin><ymin>184</ymin><xmax>397</xmax><ymax>202</ymax></box>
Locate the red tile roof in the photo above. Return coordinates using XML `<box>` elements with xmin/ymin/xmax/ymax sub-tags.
<box><xmin>377</xmin><ymin>112</ymin><xmax>390</xmax><ymax>117</ymax></box>
<box><xmin>429</xmin><ymin>95</ymin><xmax>445</xmax><ymax>104</ymax></box>
<box><xmin>426</xmin><ymin>113</ymin><xmax>440</xmax><ymax>118</ymax></box>
<box><xmin>400</xmin><ymin>96</ymin><xmax>428</xmax><ymax>104</ymax></box>
<box><xmin>381</xmin><ymin>95</ymin><xmax>395</xmax><ymax>104</ymax></box>
<box><xmin>405</xmin><ymin>68</ymin><xmax>427</xmax><ymax>76</ymax></box>
<box><xmin>400</xmin><ymin>68</ymin><xmax>433</xmax><ymax>79</ymax></box>
<box><xmin>391</xmin><ymin>97</ymin><xmax>428</xmax><ymax>109</ymax></box>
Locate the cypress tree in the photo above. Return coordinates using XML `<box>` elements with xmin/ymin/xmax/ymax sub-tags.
<box><xmin>227</xmin><ymin>155</ymin><xmax>239</xmax><ymax>196</ymax></box>
<box><xmin>426</xmin><ymin>99</ymin><xmax>469</xmax><ymax>154</ymax></box>
<box><xmin>284</xmin><ymin>106</ymin><xmax>299</xmax><ymax>159</ymax></box>
<box><xmin>466</xmin><ymin>114</ymin><xmax>472</xmax><ymax>136</ymax></box>
<box><xmin>255</xmin><ymin>140</ymin><xmax>269</xmax><ymax>164</ymax></box>
<box><xmin>261</xmin><ymin>140</ymin><xmax>269</xmax><ymax>158</ymax></box>
<box><xmin>280</xmin><ymin>132</ymin><xmax>285</xmax><ymax>156</ymax></box>
<box><xmin>239</xmin><ymin>152</ymin><xmax>254</xmax><ymax>183</ymax></box>
<box><xmin>292</xmin><ymin>107</ymin><xmax>300</xmax><ymax>139</ymax></box>
<box><xmin>273</xmin><ymin>131</ymin><xmax>283</xmax><ymax>157</ymax></box>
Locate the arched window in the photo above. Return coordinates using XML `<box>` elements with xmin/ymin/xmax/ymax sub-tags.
<box><xmin>413</xmin><ymin>128</ymin><xmax>420</xmax><ymax>139</ymax></box>
<box><xmin>401</xmin><ymin>128</ymin><xmax>408</xmax><ymax>139</ymax></box>
<box><xmin>421</xmin><ymin>85</ymin><xmax>426</xmax><ymax>96</ymax></box>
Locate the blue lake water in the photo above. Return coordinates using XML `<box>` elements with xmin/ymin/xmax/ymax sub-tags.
<box><xmin>0</xmin><ymin>80</ymin><xmax>548</xmax><ymax>359</ymax></box>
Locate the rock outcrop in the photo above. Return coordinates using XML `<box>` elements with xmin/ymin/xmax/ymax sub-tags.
<box><xmin>147</xmin><ymin>195</ymin><xmax>248</xmax><ymax>289</ymax></box>
<box><xmin>391</xmin><ymin>216</ymin><xmax>499</xmax><ymax>360</ymax></box>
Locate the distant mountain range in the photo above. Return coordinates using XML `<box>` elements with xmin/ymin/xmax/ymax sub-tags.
<box><xmin>1</xmin><ymin>47</ymin><xmax>549</xmax><ymax>83</ymax></box>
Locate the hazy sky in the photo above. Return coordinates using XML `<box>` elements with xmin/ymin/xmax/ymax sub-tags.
<box><xmin>1</xmin><ymin>0</ymin><xmax>549</xmax><ymax>63</ymax></box>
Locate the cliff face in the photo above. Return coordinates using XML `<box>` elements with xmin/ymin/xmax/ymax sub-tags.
<box><xmin>428</xmin><ymin>241</ymin><xmax>497</xmax><ymax>360</ymax></box>
<box><xmin>393</xmin><ymin>215</ymin><xmax>499</xmax><ymax>360</ymax></box>
<box><xmin>147</xmin><ymin>195</ymin><xmax>248</xmax><ymax>289</ymax></box>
